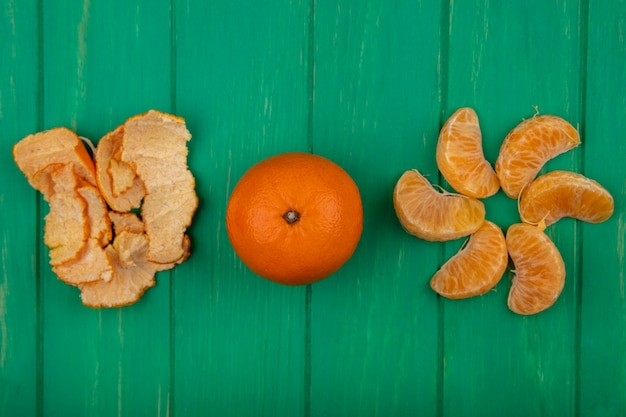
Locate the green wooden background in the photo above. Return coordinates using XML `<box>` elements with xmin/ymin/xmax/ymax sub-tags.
<box><xmin>1</xmin><ymin>0</ymin><xmax>625</xmax><ymax>415</ymax></box>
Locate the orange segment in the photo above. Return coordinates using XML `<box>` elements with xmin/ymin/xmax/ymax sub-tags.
<box><xmin>430</xmin><ymin>220</ymin><xmax>507</xmax><ymax>299</ymax></box>
<box><xmin>393</xmin><ymin>169</ymin><xmax>486</xmax><ymax>241</ymax></box>
<box><xmin>495</xmin><ymin>115</ymin><xmax>580</xmax><ymax>199</ymax></box>
<box><xmin>506</xmin><ymin>223</ymin><xmax>565</xmax><ymax>315</ymax></box>
<box><xmin>519</xmin><ymin>170</ymin><xmax>614</xmax><ymax>226</ymax></box>
<box><xmin>436</xmin><ymin>107</ymin><xmax>500</xmax><ymax>198</ymax></box>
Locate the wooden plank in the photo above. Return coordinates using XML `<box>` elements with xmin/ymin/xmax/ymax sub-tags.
<box><xmin>173</xmin><ymin>0</ymin><xmax>310</xmax><ymax>414</ymax></box>
<box><xmin>2</xmin><ymin>1</ymin><xmax>625</xmax><ymax>415</ymax></box>
<box><xmin>441</xmin><ymin>1</ymin><xmax>582</xmax><ymax>415</ymax></box>
<box><xmin>0</xmin><ymin>0</ymin><xmax>40</xmax><ymax>414</ymax></box>
<box><xmin>39</xmin><ymin>0</ymin><xmax>173</xmax><ymax>415</ymax></box>
<box><xmin>309</xmin><ymin>1</ymin><xmax>441</xmax><ymax>415</ymax></box>
<box><xmin>580</xmin><ymin>1</ymin><xmax>626</xmax><ymax>414</ymax></box>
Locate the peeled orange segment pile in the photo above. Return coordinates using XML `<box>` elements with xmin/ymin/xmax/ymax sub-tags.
<box><xmin>430</xmin><ymin>220</ymin><xmax>508</xmax><ymax>299</ymax></box>
<box><xmin>393</xmin><ymin>169</ymin><xmax>486</xmax><ymax>242</ymax></box>
<box><xmin>519</xmin><ymin>170</ymin><xmax>614</xmax><ymax>226</ymax></box>
<box><xmin>495</xmin><ymin>115</ymin><xmax>580</xmax><ymax>199</ymax></box>
<box><xmin>395</xmin><ymin>109</ymin><xmax>613</xmax><ymax>315</ymax></box>
<box><xmin>436</xmin><ymin>107</ymin><xmax>500</xmax><ymax>198</ymax></box>
<box><xmin>506</xmin><ymin>223</ymin><xmax>566</xmax><ymax>315</ymax></box>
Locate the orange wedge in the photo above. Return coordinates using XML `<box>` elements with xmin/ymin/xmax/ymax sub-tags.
<box><xmin>506</xmin><ymin>223</ymin><xmax>565</xmax><ymax>315</ymax></box>
<box><xmin>436</xmin><ymin>107</ymin><xmax>500</xmax><ymax>198</ymax></box>
<box><xmin>519</xmin><ymin>170</ymin><xmax>614</xmax><ymax>226</ymax></box>
<box><xmin>430</xmin><ymin>220</ymin><xmax>508</xmax><ymax>299</ymax></box>
<box><xmin>495</xmin><ymin>115</ymin><xmax>580</xmax><ymax>199</ymax></box>
<box><xmin>393</xmin><ymin>169</ymin><xmax>486</xmax><ymax>241</ymax></box>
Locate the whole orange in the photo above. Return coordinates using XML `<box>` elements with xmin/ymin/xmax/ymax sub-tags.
<box><xmin>226</xmin><ymin>152</ymin><xmax>363</xmax><ymax>285</ymax></box>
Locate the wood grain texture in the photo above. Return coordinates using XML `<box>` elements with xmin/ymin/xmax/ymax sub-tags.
<box><xmin>38</xmin><ymin>0</ymin><xmax>173</xmax><ymax>415</ymax></box>
<box><xmin>173</xmin><ymin>0</ymin><xmax>309</xmax><ymax>415</ymax></box>
<box><xmin>0</xmin><ymin>0</ymin><xmax>39</xmax><ymax>414</ymax></box>
<box><xmin>441</xmin><ymin>2</ymin><xmax>582</xmax><ymax>416</ymax></box>
<box><xmin>309</xmin><ymin>1</ymin><xmax>441</xmax><ymax>415</ymax></box>
<box><xmin>580</xmin><ymin>0</ymin><xmax>626</xmax><ymax>414</ymax></box>
<box><xmin>1</xmin><ymin>0</ymin><xmax>625</xmax><ymax>416</ymax></box>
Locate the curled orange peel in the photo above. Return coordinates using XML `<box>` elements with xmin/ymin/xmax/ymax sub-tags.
<box><xmin>13</xmin><ymin>110</ymin><xmax>197</xmax><ymax>308</ymax></box>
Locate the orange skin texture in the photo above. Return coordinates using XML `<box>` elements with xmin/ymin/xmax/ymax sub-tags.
<box><xmin>519</xmin><ymin>170</ymin><xmax>614</xmax><ymax>226</ymax></box>
<box><xmin>495</xmin><ymin>115</ymin><xmax>580</xmax><ymax>199</ymax></box>
<box><xmin>436</xmin><ymin>107</ymin><xmax>500</xmax><ymax>198</ymax></box>
<box><xmin>226</xmin><ymin>152</ymin><xmax>363</xmax><ymax>285</ymax></box>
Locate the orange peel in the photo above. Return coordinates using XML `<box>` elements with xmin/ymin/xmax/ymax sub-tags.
<box><xmin>13</xmin><ymin>127</ymin><xmax>97</xmax><ymax>192</ymax></box>
<box><xmin>41</xmin><ymin>163</ymin><xmax>90</xmax><ymax>266</ymax></box>
<box><xmin>13</xmin><ymin>110</ymin><xmax>197</xmax><ymax>308</ymax></box>
<box><xmin>95</xmin><ymin>125</ymin><xmax>146</xmax><ymax>212</ymax></box>
<box><xmin>120</xmin><ymin>110</ymin><xmax>198</xmax><ymax>264</ymax></box>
